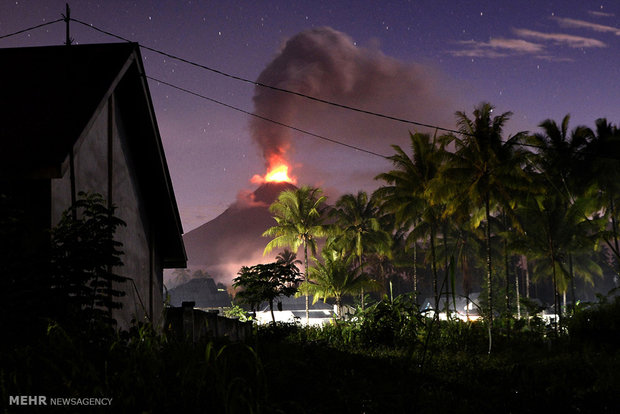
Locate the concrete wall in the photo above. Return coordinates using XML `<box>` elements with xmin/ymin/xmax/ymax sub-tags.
<box><xmin>50</xmin><ymin>93</ymin><xmax>163</xmax><ymax>330</ymax></box>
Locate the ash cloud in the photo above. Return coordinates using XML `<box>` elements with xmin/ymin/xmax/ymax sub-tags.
<box><xmin>233</xmin><ymin>189</ymin><xmax>269</xmax><ymax>210</ymax></box>
<box><xmin>250</xmin><ymin>27</ymin><xmax>458</xmax><ymax>169</ymax></box>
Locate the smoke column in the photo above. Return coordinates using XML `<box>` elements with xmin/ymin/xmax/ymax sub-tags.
<box><xmin>250</xmin><ymin>27</ymin><xmax>455</xmax><ymax>172</ymax></box>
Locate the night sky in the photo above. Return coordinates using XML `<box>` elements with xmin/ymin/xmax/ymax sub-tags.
<box><xmin>2</xmin><ymin>1</ymin><xmax>619</xmax><ymax>232</ymax></box>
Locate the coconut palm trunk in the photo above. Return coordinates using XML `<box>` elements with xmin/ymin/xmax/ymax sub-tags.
<box><xmin>485</xmin><ymin>195</ymin><xmax>493</xmax><ymax>327</ymax></box>
<box><xmin>569</xmin><ymin>253</ymin><xmax>576</xmax><ymax>314</ymax></box>
<box><xmin>549</xmin><ymin>236</ymin><xmax>560</xmax><ymax>335</ymax></box>
<box><xmin>335</xmin><ymin>295</ymin><xmax>343</xmax><ymax>319</ymax></box>
<box><xmin>515</xmin><ymin>263</ymin><xmax>521</xmax><ymax>319</ymax></box>
<box><xmin>413</xmin><ymin>241</ymin><xmax>418</xmax><ymax>303</ymax></box>
<box><xmin>442</xmin><ymin>222</ymin><xmax>451</xmax><ymax>318</ymax></box>
<box><xmin>430</xmin><ymin>223</ymin><xmax>439</xmax><ymax>316</ymax></box>
<box><xmin>504</xmin><ymin>243</ymin><xmax>510</xmax><ymax>319</ymax></box>
<box><xmin>269</xmin><ymin>299</ymin><xmax>275</xmax><ymax>323</ymax></box>
<box><xmin>359</xmin><ymin>256</ymin><xmax>365</xmax><ymax>311</ymax></box>
<box><xmin>304</xmin><ymin>241</ymin><xmax>309</xmax><ymax>324</ymax></box>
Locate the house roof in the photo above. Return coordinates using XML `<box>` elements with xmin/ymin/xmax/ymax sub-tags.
<box><xmin>421</xmin><ymin>292</ymin><xmax>481</xmax><ymax>313</ymax></box>
<box><xmin>258</xmin><ymin>295</ymin><xmax>334</xmax><ymax>312</ymax></box>
<box><xmin>0</xmin><ymin>42</ymin><xmax>186</xmax><ymax>267</ymax></box>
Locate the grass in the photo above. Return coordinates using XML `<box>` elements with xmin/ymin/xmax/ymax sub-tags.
<box><xmin>2</xmin><ymin>296</ymin><xmax>620</xmax><ymax>413</ymax></box>
<box><xmin>252</xmin><ymin>320</ymin><xmax>619</xmax><ymax>413</ymax></box>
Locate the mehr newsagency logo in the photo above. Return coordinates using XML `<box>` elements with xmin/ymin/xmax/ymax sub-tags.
<box><xmin>9</xmin><ymin>395</ymin><xmax>113</xmax><ymax>406</ymax></box>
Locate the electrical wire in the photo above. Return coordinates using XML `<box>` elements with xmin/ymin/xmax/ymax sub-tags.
<box><xmin>69</xmin><ymin>17</ymin><xmax>465</xmax><ymax>136</ymax></box>
<box><xmin>0</xmin><ymin>18</ymin><xmax>64</xmax><ymax>40</ymax></box>
<box><xmin>0</xmin><ymin>17</ymin><xmax>546</xmax><ymax>161</ymax></box>
<box><xmin>69</xmin><ymin>17</ymin><xmax>620</xmax><ymax>159</ymax></box>
<box><xmin>147</xmin><ymin>75</ymin><xmax>390</xmax><ymax>159</ymax></box>
<box><xmin>6</xmin><ymin>17</ymin><xmax>618</xmax><ymax>161</ymax></box>
<box><xmin>74</xmin><ymin>16</ymin><xmax>620</xmax><ymax>162</ymax></box>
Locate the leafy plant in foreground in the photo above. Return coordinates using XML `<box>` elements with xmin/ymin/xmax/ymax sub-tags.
<box><xmin>49</xmin><ymin>192</ymin><xmax>128</xmax><ymax>330</ymax></box>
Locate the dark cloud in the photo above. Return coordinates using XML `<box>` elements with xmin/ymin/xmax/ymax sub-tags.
<box><xmin>250</xmin><ymin>27</ymin><xmax>459</xmax><ymax>173</ymax></box>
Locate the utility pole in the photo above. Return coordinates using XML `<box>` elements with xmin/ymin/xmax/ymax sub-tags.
<box><xmin>62</xmin><ymin>3</ymin><xmax>72</xmax><ymax>46</ymax></box>
<box><xmin>62</xmin><ymin>3</ymin><xmax>76</xmax><ymax>219</ymax></box>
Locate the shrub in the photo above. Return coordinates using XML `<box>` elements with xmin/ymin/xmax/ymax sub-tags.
<box><xmin>567</xmin><ymin>292</ymin><xmax>620</xmax><ymax>348</ymax></box>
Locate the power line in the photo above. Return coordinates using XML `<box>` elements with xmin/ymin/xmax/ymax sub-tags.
<box><xmin>0</xmin><ymin>18</ymin><xmax>64</xmax><ymax>40</ymax></box>
<box><xmin>0</xmin><ymin>16</ymin><xmax>529</xmax><ymax>160</ymax></box>
<box><xmin>72</xmin><ymin>17</ymin><xmax>620</xmax><ymax>161</ymax></box>
<box><xmin>69</xmin><ymin>17</ymin><xmax>465</xmax><ymax>136</ymax></box>
<box><xmin>6</xmin><ymin>16</ymin><xmax>617</xmax><ymax>160</ymax></box>
<box><xmin>147</xmin><ymin>75</ymin><xmax>390</xmax><ymax>159</ymax></box>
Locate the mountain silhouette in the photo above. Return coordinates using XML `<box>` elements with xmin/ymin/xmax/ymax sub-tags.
<box><xmin>182</xmin><ymin>182</ymin><xmax>297</xmax><ymax>282</ymax></box>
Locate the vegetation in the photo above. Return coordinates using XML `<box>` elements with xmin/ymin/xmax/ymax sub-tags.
<box><xmin>1</xmin><ymin>191</ymin><xmax>128</xmax><ymax>342</ymax></box>
<box><xmin>263</xmin><ymin>186</ymin><xmax>329</xmax><ymax>322</ymax></box>
<box><xmin>329</xmin><ymin>191</ymin><xmax>392</xmax><ymax>308</ymax></box>
<box><xmin>303</xmin><ymin>245</ymin><xmax>381</xmax><ymax>317</ymax></box>
<box><xmin>253</xmin><ymin>102</ymin><xmax>620</xmax><ymax>332</ymax></box>
<box><xmin>4</xmin><ymin>102</ymin><xmax>620</xmax><ymax>412</ymax></box>
<box><xmin>233</xmin><ymin>259</ymin><xmax>302</xmax><ymax>322</ymax></box>
<box><xmin>3</xmin><ymin>293</ymin><xmax>619</xmax><ymax>413</ymax></box>
<box><xmin>49</xmin><ymin>192</ymin><xmax>129</xmax><ymax>329</ymax></box>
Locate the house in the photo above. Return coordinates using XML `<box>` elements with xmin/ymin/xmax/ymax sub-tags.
<box><xmin>254</xmin><ymin>295</ymin><xmax>335</xmax><ymax>325</ymax></box>
<box><xmin>421</xmin><ymin>292</ymin><xmax>482</xmax><ymax>321</ymax></box>
<box><xmin>0</xmin><ymin>42</ymin><xmax>186</xmax><ymax>329</ymax></box>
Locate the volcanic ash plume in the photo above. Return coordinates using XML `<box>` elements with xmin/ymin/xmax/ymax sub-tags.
<box><xmin>250</xmin><ymin>26</ymin><xmax>455</xmax><ymax>181</ymax></box>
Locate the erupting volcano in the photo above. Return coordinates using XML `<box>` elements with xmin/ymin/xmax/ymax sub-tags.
<box><xmin>251</xmin><ymin>155</ymin><xmax>297</xmax><ymax>185</ymax></box>
<box><xmin>182</xmin><ymin>180</ymin><xmax>297</xmax><ymax>283</ymax></box>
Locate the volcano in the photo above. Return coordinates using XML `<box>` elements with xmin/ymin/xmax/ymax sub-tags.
<box><xmin>182</xmin><ymin>182</ymin><xmax>297</xmax><ymax>282</ymax></box>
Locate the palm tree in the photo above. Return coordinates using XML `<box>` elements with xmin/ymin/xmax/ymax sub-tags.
<box><xmin>305</xmin><ymin>246</ymin><xmax>381</xmax><ymax>318</ymax></box>
<box><xmin>582</xmin><ymin>119</ymin><xmax>620</xmax><ymax>275</ymax></box>
<box><xmin>329</xmin><ymin>191</ymin><xmax>392</xmax><ymax>308</ymax></box>
<box><xmin>524</xmin><ymin>115</ymin><xmax>600</xmax><ymax>324</ymax></box>
<box><xmin>514</xmin><ymin>195</ymin><xmax>603</xmax><ymax>331</ymax></box>
<box><xmin>276</xmin><ymin>249</ymin><xmax>302</xmax><ymax>269</ymax></box>
<box><xmin>375</xmin><ymin>132</ymin><xmax>446</xmax><ymax>312</ymax></box>
<box><xmin>390</xmin><ymin>226</ymin><xmax>420</xmax><ymax>302</ymax></box>
<box><xmin>263</xmin><ymin>186</ymin><xmax>328</xmax><ymax>323</ymax></box>
<box><xmin>437</xmin><ymin>102</ymin><xmax>528</xmax><ymax>327</ymax></box>
<box><xmin>528</xmin><ymin>115</ymin><xmax>591</xmax><ymax>198</ymax></box>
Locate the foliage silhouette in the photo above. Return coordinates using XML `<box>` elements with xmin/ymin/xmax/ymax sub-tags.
<box><xmin>233</xmin><ymin>260</ymin><xmax>302</xmax><ymax>322</ymax></box>
<box><xmin>304</xmin><ymin>245</ymin><xmax>381</xmax><ymax>318</ymax></box>
<box><xmin>263</xmin><ymin>186</ymin><xmax>328</xmax><ymax>323</ymax></box>
<box><xmin>49</xmin><ymin>191</ymin><xmax>128</xmax><ymax>330</ymax></box>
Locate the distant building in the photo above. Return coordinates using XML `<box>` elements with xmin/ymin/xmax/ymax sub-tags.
<box><xmin>167</xmin><ymin>277</ymin><xmax>231</xmax><ymax>308</ymax></box>
<box><xmin>254</xmin><ymin>295</ymin><xmax>335</xmax><ymax>325</ymax></box>
<box><xmin>421</xmin><ymin>292</ymin><xmax>482</xmax><ymax>321</ymax></box>
<box><xmin>0</xmin><ymin>43</ymin><xmax>186</xmax><ymax>329</ymax></box>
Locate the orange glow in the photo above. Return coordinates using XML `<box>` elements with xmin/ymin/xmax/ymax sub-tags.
<box><xmin>265</xmin><ymin>164</ymin><xmax>294</xmax><ymax>183</ymax></box>
<box><xmin>251</xmin><ymin>157</ymin><xmax>297</xmax><ymax>185</ymax></box>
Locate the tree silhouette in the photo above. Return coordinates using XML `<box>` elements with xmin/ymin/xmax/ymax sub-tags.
<box><xmin>329</xmin><ymin>191</ymin><xmax>392</xmax><ymax>308</ymax></box>
<box><xmin>263</xmin><ymin>186</ymin><xmax>328</xmax><ymax>323</ymax></box>
<box><xmin>276</xmin><ymin>249</ymin><xmax>302</xmax><ymax>269</ymax></box>
<box><xmin>233</xmin><ymin>261</ymin><xmax>302</xmax><ymax>323</ymax></box>
<box><xmin>305</xmin><ymin>246</ymin><xmax>380</xmax><ymax>318</ymax></box>
<box><xmin>582</xmin><ymin>119</ymin><xmax>620</xmax><ymax>275</ymax></box>
<box><xmin>376</xmin><ymin>132</ymin><xmax>448</xmax><ymax>314</ymax></box>
<box><xmin>438</xmin><ymin>102</ymin><xmax>528</xmax><ymax>327</ymax></box>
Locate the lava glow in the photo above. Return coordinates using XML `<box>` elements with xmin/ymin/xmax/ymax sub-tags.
<box><xmin>251</xmin><ymin>163</ymin><xmax>297</xmax><ymax>185</ymax></box>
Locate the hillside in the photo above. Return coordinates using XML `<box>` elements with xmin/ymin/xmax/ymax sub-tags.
<box><xmin>182</xmin><ymin>182</ymin><xmax>297</xmax><ymax>282</ymax></box>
